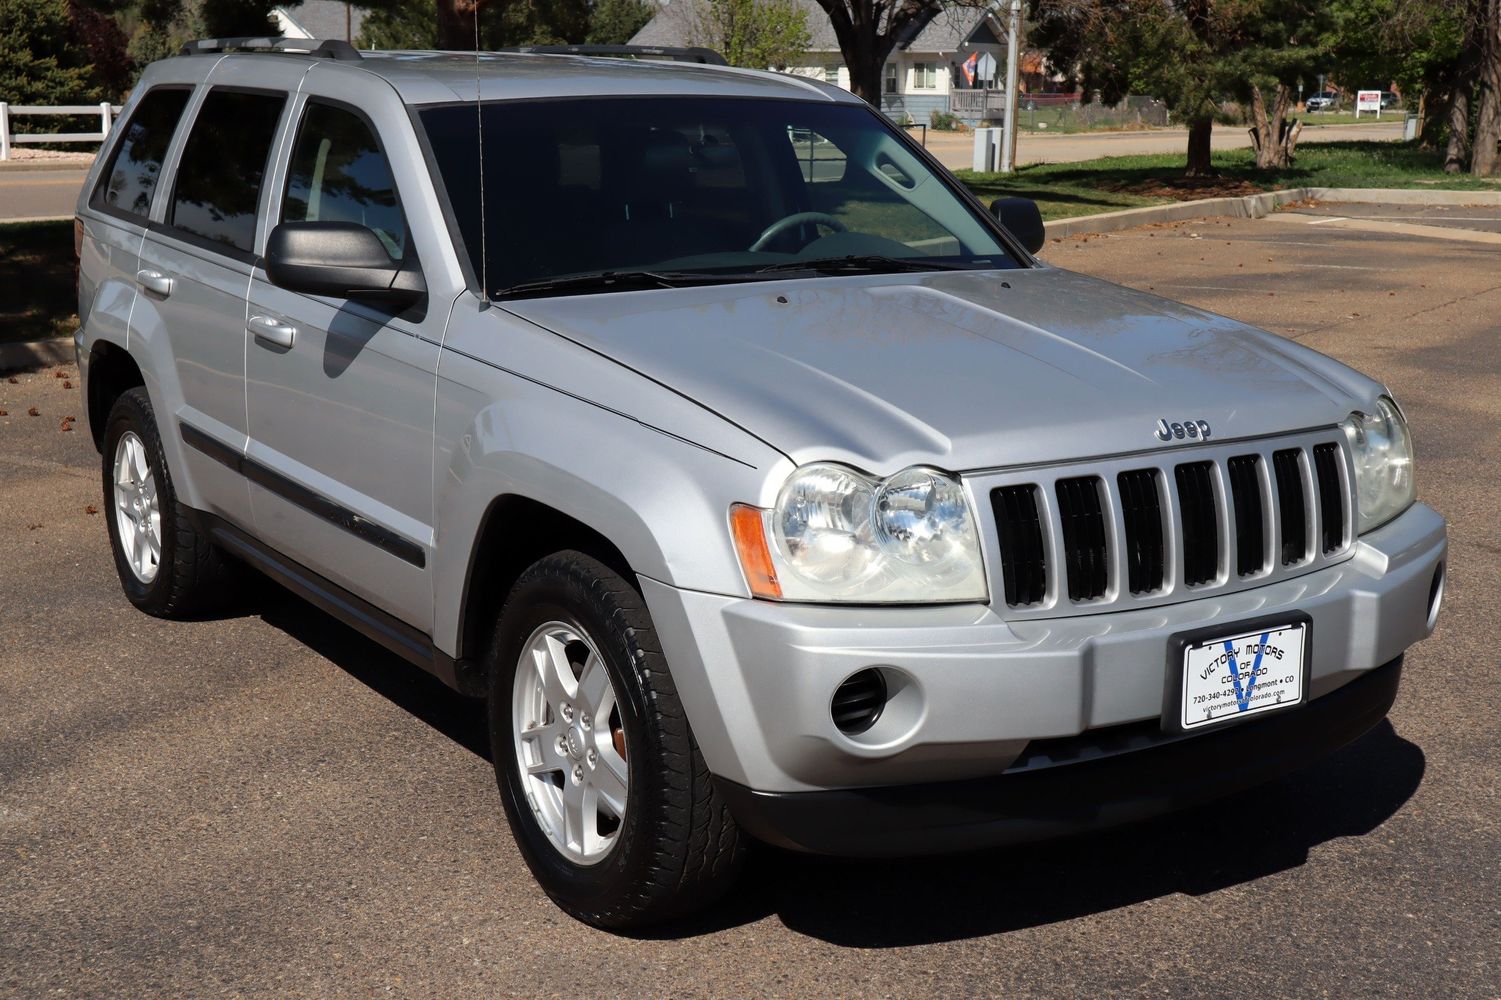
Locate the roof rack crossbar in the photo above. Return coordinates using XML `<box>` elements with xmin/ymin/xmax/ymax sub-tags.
<box><xmin>497</xmin><ymin>44</ymin><xmax>726</xmax><ymax>66</ymax></box>
<box><xmin>179</xmin><ymin>37</ymin><xmax>363</xmax><ymax>61</ymax></box>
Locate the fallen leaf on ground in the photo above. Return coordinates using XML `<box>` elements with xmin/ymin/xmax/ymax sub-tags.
<box><xmin>6</xmin><ymin>377</ymin><xmax>17</xmax><ymax>385</ymax></box>
<box><xmin>85</xmin><ymin>505</ymin><xmax>98</xmax><ymax>515</ymax></box>
<box><xmin>63</xmin><ymin>380</ymin><xmax>73</xmax><ymax>389</ymax></box>
<box><xmin>27</xmin><ymin>407</ymin><xmax>39</xmax><ymax>417</ymax></box>
<box><xmin>60</xmin><ymin>416</ymin><xmax>75</xmax><ymax>432</ymax></box>
<box><xmin>27</xmin><ymin>523</ymin><xmax>42</xmax><ymax>531</ymax></box>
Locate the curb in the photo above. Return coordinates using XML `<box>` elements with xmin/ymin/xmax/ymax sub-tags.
<box><xmin>1043</xmin><ymin>186</ymin><xmax>1501</xmax><ymax>239</ymax></box>
<box><xmin>0</xmin><ymin>336</ymin><xmax>74</xmax><ymax>373</ymax></box>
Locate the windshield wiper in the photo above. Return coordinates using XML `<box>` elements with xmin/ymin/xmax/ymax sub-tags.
<box><xmin>754</xmin><ymin>254</ymin><xmax>983</xmax><ymax>276</ymax></box>
<box><xmin>494</xmin><ymin>269</ymin><xmax>754</xmax><ymax>300</ymax></box>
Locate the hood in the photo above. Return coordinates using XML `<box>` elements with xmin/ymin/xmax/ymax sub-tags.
<box><xmin>501</xmin><ymin>267</ymin><xmax>1382</xmax><ymax>473</ymax></box>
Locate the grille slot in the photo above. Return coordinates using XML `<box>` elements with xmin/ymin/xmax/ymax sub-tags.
<box><xmin>1273</xmin><ymin>448</ymin><xmax>1308</xmax><ymax>565</ymax></box>
<box><xmin>1117</xmin><ymin>469</ymin><xmax>1164</xmax><ymax>595</ymax></box>
<box><xmin>831</xmin><ymin>669</ymin><xmax>887</xmax><ymax>736</ymax></box>
<box><xmin>1312</xmin><ymin>442</ymin><xmax>1345</xmax><ymax>554</ymax></box>
<box><xmin>990</xmin><ymin>484</ymin><xmax>1048</xmax><ymax>607</ymax></box>
<box><xmin>1055</xmin><ymin>476</ymin><xmax>1109</xmax><ymax>602</ymax></box>
<box><xmin>1174</xmin><ymin>461</ymin><xmax>1220</xmax><ymax>587</ymax></box>
<box><xmin>1227</xmin><ymin>455</ymin><xmax>1265</xmax><ymax>576</ymax></box>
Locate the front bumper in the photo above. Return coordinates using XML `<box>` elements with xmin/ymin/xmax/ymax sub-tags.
<box><xmin>642</xmin><ymin>501</ymin><xmax>1444</xmax><ymax>800</ymax></box>
<box><xmin>717</xmin><ymin>655</ymin><xmax>1402</xmax><ymax>856</ymax></box>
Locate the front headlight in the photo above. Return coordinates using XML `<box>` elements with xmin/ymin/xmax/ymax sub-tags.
<box><xmin>730</xmin><ymin>463</ymin><xmax>988</xmax><ymax>603</ymax></box>
<box><xmin>1342</xmin><ymin>396</ymin><xmax>1415</xmax><ymax>533</ymax></box>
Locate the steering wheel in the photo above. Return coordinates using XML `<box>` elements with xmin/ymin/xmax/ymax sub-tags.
<box><xmin>748</xmin><ymin>212</ymin><xmax>847</xmax><ymax>252</ymax></box>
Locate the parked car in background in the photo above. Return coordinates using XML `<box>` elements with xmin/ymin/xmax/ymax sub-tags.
<box><xmin>1380</xmin><ymin>91</ymin><xmax>1400</xmax><ymax>110</ymax></box>
<box><xmin>1305</xmin><ymin>91</ymin><xmax>1340</xmax><ymax>112</ymax></box>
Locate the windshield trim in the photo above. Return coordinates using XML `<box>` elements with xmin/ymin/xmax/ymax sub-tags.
<box><xmin>416</xmin><ymin>93</ymin><xmax>1038</xmax><ymax>301</ymax></box>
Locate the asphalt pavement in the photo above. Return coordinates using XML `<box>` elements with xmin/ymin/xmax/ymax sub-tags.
<box><xmin>2</xmin><ymin>207</ymin><xmax>1498</xmax><ymax>998</ymax></box>
<box><xmin>0</xmin><ymin>168</ymin><xmax>89</xmax><ymax>222</ymax></box>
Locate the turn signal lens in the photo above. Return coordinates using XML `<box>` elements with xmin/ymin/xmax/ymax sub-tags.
<box><xmin>730</xmin><ymin>503</ymin><xmax>781</xmax><ymax>599</ymax></box>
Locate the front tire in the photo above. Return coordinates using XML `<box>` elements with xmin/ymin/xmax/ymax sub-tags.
<box><xmin>101</xmin><ymin>387</ymin><xmax>231</xmax><ymax>616</ymax></box>
<box><xmin>487</xmin><ymin>551</ymin><xmax>745</xmax><ymax>928</ymax></box>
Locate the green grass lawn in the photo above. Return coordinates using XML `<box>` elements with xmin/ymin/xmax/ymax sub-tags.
<box><xmin>0</xmin><ymin>219</ymin><xmax>77</xmax><ymax>345</ymax></box>
<box><xmin>960</xmin><ymin>140</ymin><xmax>1501</xmax><ymax>221</ymax></box>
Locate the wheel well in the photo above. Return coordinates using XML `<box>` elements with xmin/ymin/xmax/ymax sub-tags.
<box><xmin>455</xmin><ymin>495</ymin><xmax>637</xmax><ymax>667</ymax></box>
<box><xmin>87</xmin><ymin>342</ymin><xmax>145</xmax><ymax>452</ymax></box>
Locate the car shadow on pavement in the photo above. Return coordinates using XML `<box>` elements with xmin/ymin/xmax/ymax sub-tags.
<box><xmin>719</xmin><ymin>720</ymin><xmax>1425</xmax><ymax>947</ymax></box>
<box><xmin>257</xmin><ymin>593</ymin><xmax>491</xmax><ymax>760</ymax></box>
<box><xmin>252</xmin><ymin>589</ymin><xmax>1424</xmax><ymax>948</ymax></box>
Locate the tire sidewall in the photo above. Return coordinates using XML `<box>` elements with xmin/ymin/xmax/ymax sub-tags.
<box><xmin>101</xmin><ymin>388</ymin><xmax>178</xmax><ymax>612</ymax></box>
<box><xmin>488</xmin><ymin>567</ymin><xmax>658</xmax><ymax>912</ymax></box>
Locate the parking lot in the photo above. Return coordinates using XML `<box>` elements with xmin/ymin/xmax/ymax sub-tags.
<box><xmin>2</xmin><ymin>207</ymin><xmax>1498</xmax><ymax>998</ymax></box>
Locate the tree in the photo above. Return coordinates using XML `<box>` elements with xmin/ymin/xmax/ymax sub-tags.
<box><xmin>1030</xmin><ymin>0</ymin><xmax>1329</xmax><ymax>176</ymax></box>
<box><xmin>1474</xmin><ymin>0</ymin><xmax>1501</xmax><ymax>175</ymax></box>
<box><xmin>0</xmin><ymin>0</ymin><xmax>98</xmax><ymax>106</ymax></box>
<box><xmin>586</xmin><ymin>0</ymin><xmax>654</xmax><ymax>44</ymax></box>
<box><xmin>808</xmin><ymin>1</ymin><xmax>990</xmax><ymax>106</ymax></box>
<box><xmin>684</xmin><ymin>0</ymin><xmax>811</xmax><ymax>69</ymax></box>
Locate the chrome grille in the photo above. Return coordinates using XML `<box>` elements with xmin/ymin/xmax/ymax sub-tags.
<box><xmin>979</xmin><ymin>430</ymin><xmax>1353</xmax><ymax>618</ymax></box>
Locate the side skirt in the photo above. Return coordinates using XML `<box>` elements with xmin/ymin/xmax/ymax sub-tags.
<box><xmin>191</xmin><ymin>510</ymin><xmax>485</xmax><ymax>696</ymax></box>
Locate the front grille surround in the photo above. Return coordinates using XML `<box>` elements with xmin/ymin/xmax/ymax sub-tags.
<box><xmin>976</xmin><ymin>429</ymin><xmax>1355</xmax><ymax>619</ymax></box>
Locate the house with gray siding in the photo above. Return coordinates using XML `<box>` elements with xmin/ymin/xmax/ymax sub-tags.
<box><xmin>629</xmin><ymin>1</ymin><xmax>1015</xmax><ymax>124</ymax></box>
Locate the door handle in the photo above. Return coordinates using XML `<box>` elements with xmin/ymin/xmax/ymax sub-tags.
<box><xmin>247</xmin><ymin>314</ymin><xmax>297</xmax><ymax>349</ymax></box>
<box><xmin>136</xmin><ymin>269</ymin><xmax>173</xmax><ymax>297</ymax></box>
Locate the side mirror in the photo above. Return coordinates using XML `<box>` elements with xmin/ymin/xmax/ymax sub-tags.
<box><xmin>265</xmin><ymin>222</ymin><xmax>424</xmax><ymax>305</ymax></box>
<box><xmin>989</xmin><ymin>197</ymin><xmax>1046</xmax><ymax>255</ymax></box>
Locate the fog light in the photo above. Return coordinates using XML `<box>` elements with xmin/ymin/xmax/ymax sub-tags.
<box><xmin>831</xmin><ymin>669</ymin><xmax>887</xmax><ymax>736</ymax></box>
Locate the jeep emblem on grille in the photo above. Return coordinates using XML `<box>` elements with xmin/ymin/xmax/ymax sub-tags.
<box><xmin>1155</xmin><ymin>418</ymin><xmax>1212</xmax><ymax>442</ymax></box>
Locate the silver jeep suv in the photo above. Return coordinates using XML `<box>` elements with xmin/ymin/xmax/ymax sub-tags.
<box><xmin>76</xmin><ymin>39</ymin><xmax>1447</xmax><ymax>928</ymax></box>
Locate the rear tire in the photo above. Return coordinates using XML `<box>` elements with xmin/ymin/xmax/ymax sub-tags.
<box><xmin>487</xmin><ymin>550</ymin><xmax>745</xmax><ymax>928</ymax></box>
<box><xmin>101</xmin><ymin>387</ymin><xmax>232</xmax><ymax>617</ymax></box>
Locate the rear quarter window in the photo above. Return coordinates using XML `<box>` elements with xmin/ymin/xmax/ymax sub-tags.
<box><xmin>93</xmin><ymin>88</ymin><xmax>191</xmax><ymax>220</ymax></box>
<box><xmin>168</xmin><ymin>89</ymin><xmax>288</xmax><ymax>255</ymax></box>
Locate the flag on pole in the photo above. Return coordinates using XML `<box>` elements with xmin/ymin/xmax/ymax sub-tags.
<box><xmin>961</xmin><ymin>51</ymin><xmax>979</xmax><ymax>86</ymax></box>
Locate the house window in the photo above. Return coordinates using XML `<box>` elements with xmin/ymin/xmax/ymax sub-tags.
<box><xmin>823</xmin><ymin>64</ymin><xmax>839</xmax><ymax>85</ymax></box>
<box><xmin>912</xmin><ymin>62</ymin><xmax>938</xmax><ymax>90</ymax></box>
<box><xmin>884</xmin><ymin>63</ymin><xmax>898</xmax><ymax>94</ymax></box>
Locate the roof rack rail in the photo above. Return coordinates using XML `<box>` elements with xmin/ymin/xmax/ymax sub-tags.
<box><xmin>498</xmin><ymin>44</ymin><xmax>726</xmax><ymax>66</ymax></box>
<box><xmin>178</xmin><ymin>37</ymin><xmax>363</xmax><ymax>61</ymax></box>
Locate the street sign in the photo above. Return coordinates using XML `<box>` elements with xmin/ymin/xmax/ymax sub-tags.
<box><xmin>1356</xmin><ymin>90</ymin><xmax>1381</xmax><ymax>117</ymax></box>
<box><xmin>976</xmin><ymin>53</ymin><xmax>997</xmax><ymax>84</ymax></box>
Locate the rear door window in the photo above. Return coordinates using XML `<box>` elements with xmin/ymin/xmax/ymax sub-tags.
<box><xmin>169</xmin><ymin>89</ymin><xmax>288</xmax><ymax>255</ymax></box>
<box><xmin>281</xmin><ymin>102</ymin><xmax>407</xmax><ymax>261</ymax></box>
<box><xmin>93</xmin><ymin>88</ymin><xmax>191</xmax><ymax>220</ymax></box>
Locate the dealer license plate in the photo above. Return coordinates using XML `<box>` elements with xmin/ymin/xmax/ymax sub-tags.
<box><xmin>1178</xmin><ymin>622</ymin><xmax>1307</xmax><ymax>731</ymax></box>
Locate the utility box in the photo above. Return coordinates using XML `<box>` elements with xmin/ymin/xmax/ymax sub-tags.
<box><xmin>1404</xmin><ymin>113</ymin><xmax>1419</xmax><ymax>141</ymax></box>
<box><xmin>972</xmin><ymin>127</ymin><xmax>1001</xmax><ymax>172</ymax></box>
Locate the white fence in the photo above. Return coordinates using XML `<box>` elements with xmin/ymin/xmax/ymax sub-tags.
<box><xmin>0</xmin><ymin>103</ymin><xmax>123</xmax><ymax>160</ymax></box>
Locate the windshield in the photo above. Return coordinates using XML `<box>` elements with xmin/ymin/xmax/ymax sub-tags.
<box><xmin>419</xmin><ymin>97</ymin><xmax>1021</xmax><ymax>298</ymax></box>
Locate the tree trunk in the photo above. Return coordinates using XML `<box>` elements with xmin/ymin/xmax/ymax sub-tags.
<box><xmin>1447</xmin><ymin>86</ymin><xmax>1473</xmax><ymax>172</ymax></box>
<box><xmin>436</xmin><ymin>0</ymin><xmax>473</xmax><ymax>51</ymax></box>
<box><xmin>1248</xmin><ymin>84</ymin><xmax>1295</xmax><ymax>169</ymax></box>
<box><xmin>812</xmin><ymin>0</ymin><xmax>901</xmax><ymax>108</ymax></box>
<box><xmin>1185</xmin><ymin>118</ymin><xmax>1213</xmax><ymax>176</ymax></box>
<box><xmin>1474</xmin><ymin>0</ymin><xmax>1501</xmax><ymax>175</ymax></box>
<box><xmin>844</xmin><ymin>47</ymin><xmax>885</xmax><ymax>105</ymax></box>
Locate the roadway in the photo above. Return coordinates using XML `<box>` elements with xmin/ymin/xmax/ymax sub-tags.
<box><xmin>2</xmin><ymin>204</ymin><xmax>1496</xmax><ymax>997</ymax></box>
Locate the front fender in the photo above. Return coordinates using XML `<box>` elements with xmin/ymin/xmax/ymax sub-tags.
<box><xmin>429</xmin><ymin>315</ymin><xmax>790</xmax><ymax>657</ymax></box>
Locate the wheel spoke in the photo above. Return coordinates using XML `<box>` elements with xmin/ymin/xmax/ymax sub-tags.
<box><xmin>562</xmin><ymin>773</ymin><xmax>588</xmax><ymax>853</ymax></box>
<box><xmin>537</xmin><ymin>635</ymin><xmax>577</xmax><ymax>706</ymax></box>
<box><xmin>575</xmin><ymin>652</ymin><xmax>610</xmax><ymax>716</ymax></box>
<box><xmin>591</xmin><ymin>752</ymin><xmax>628</xmax><ymax>818</ymax></box>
